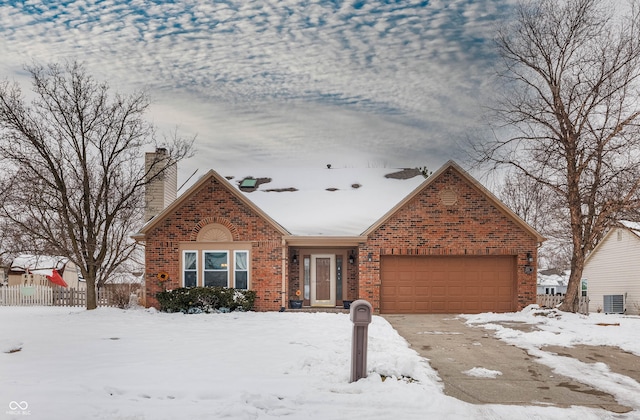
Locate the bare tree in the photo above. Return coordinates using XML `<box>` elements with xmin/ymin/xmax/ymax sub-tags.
<box><xmin>0</xmin><ymin>61</ymin><xmax>193</xmax><ymax>309</ymax></box>
<box><xmin>476</xmin><ymin>0</ymin><xmax>640</xmax><ymax>312</ymax></box>
<box><xmin>499</xmin><ymin>171</ymin><xmax>550</xmax><ymax>232</ymax></box>
<box><xmin>498</xmin><ymin>171</ymin><xmax>571</xmax><ymax>271</ymax></box>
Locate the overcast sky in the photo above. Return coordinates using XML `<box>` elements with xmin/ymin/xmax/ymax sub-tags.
<box><xmin>0</xmin><ymin>0</ymin><xmax>515</xmax><ymax>184</ymax></box>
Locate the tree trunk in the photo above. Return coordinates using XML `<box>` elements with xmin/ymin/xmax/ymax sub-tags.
<box><xmin>85</xmin><ymin>277</ymin><xmax>97</xmax><ymax>310</ymax></box>
<box><xmin>560</xmin><ymin>250</ymin><xmax>585</xmax><ymax>312</ymax></box>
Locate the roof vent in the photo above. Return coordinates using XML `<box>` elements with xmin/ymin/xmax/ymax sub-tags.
<box><xmin>240</xmin><ymin>178</ymin><xmax>258</xmax><ymax>188</ymax></box>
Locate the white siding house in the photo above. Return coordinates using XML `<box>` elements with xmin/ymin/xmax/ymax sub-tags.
<box><xmin>583</xmin><ymin>222</ymin><xmax>640</xmax><ymax>315</ymax></box>
<box><xmin>8</xmin><ymin>255</ymin><xmax>86</xmax><ymax>290</ymax></box>
<box><xmin>537</xmin><ymin>270</ymin><xmax>569</xmax><ymax>295</ymax></box>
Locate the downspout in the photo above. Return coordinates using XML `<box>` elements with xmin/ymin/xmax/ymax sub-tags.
<box><xmin>281</xmin><ymin>238</ymin><xmax>287</xmax><ymax>311</ymax></box>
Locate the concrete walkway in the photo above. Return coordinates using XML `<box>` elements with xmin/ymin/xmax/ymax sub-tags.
<box><xmin>383</xmin><ymin>314</ymin><xmax>633</xmax><ymax>413</ymax></box>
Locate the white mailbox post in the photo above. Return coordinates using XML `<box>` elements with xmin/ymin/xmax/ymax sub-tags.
<box><xmin>349</xmin><ymin>299</ymin><xmax>372</xmax><ymax>382</ymax></box>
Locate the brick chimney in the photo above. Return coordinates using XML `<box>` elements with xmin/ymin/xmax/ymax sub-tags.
<box><xmin>144</xmin><ymin>148</ymin><xmax>177</xmax><ymax>222</ymax></box>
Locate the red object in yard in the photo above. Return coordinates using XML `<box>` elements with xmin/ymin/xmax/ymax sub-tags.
<box><xmin>46</xmin><ymin>269</ymin><xmax>68</xmax><ymax>288</ymax></box>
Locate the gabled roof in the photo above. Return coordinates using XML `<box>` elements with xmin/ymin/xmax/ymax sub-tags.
<box><xmin>135</xmin><ymin>160</ymin><xmax>544</xmax><ymax>242</ymax></box>
<box><xmin>135</xmin><ymin>169</ymin><xmax>290</xmax><ymax>238</ymax></box>
<box><xmin>585</xmin><ymin>221</ymin><xmax>640</xmax><ymax>263</ymax></box>
<box><xmin>362</xmin><ymin>160</ymin><xmax>545</xmax><ymax>242</ymax></box>
<box><xmin>620</xmin><ymin>220</ymin><xmax>640</xmax><ymax>235</ymax></box>
<box><xmin>10</xmin><ymin>254</ymin><xmax>68</xmax><ymax>274</ymax></box>
<box><xmin>537</xmin><ymin>270</ymin><xmax>569</xmax><ymax>286</ymax></box>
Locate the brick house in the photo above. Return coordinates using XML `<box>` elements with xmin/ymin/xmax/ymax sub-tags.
<box><xmin>133</xmin><ymin>159</ymin><xmax>543</xmax><ymax>314</ymax></box>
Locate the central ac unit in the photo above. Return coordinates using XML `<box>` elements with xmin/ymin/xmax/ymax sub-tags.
<box><xmin>603</xmin><ymin>294</ymin><xmax>625</xmax><ymax>314</ymax></box>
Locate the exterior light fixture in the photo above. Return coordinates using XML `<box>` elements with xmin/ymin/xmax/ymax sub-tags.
<box><xmin>524</xmin><ymin>251</ymin><xmax>534</xmax><ymax>274</ymax></box>
<box><xmin>348</xmin><ymin>251</ymin><xmax>355</xmax><ymax>264</ymax></box>
<box><xmin>367</xmin><ymin>252</ymin><xmax>373</xmax><ymax>262</ymax></box>
<box><xmin>292</xmin><ymin>251</ymin><xmax>298</xmax><ymax>264</ymax></box>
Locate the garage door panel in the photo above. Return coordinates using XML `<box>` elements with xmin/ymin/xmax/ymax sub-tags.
<box><xmin>414</xmin><ymin>303</ymin><xmax>430</xmax><ymax>311</ymax></box>
<box><xmin>432</xmin><ymin>271</ymin><xmax>447</xmax><ymax>281</ymax></box>
<box><xmin>415</xmin><ymin>286</ymin><xmax>429</xmax><ymax>296</ymax></box>
<box><xmin>381</xmin><ymin>256</ymin><xmax>515</xmax><ymax>314</ymax></box>
<box><xmin>399</xmin><ymin>272</ymin><xmax>414</xmax><ymax>281</ymax></box>
<box><xmin>432</xmin><ymin>286</ymin><xmax>446</xmax><ymax>296</ymax></box>
<box><xmin>497</xmin><ymin>286</ymin><xmax>512</xmax><ymax>297</ymax></box>
<box><xmin>465</xmin><ymin>286</ymin><xmax>480</xmax><ymax>295</ymax></box>
<box><xmin>381</xmin><ymin>286</ymin><xmax>396</xmax><ymax>295</ymax></box>
<box><xmin>398</xmin><ymin>286</ymin><xmax>414</xmax><ymax>296</ymax></box>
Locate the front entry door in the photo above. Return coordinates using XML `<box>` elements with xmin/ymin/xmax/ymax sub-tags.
<box><xmin>311</xmin><ymin>254</ymin><xmax>336</xmax><ymax>307</ymax></box>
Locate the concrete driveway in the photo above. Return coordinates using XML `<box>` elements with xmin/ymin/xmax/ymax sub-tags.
<box><xmin>383</xmin><ymin>314</ymin><xmax>633</xmax><ymax>413</ymax></box>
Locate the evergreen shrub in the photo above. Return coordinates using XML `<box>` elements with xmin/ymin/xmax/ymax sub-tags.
<box><xmin>156</xmin><ymin>287</ymin><xmax>257</xmax><ymax>313</ymax></box>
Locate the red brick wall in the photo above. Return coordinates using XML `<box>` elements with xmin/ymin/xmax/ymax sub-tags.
<box><xmin>144</xmin><ymin>167</ymin><xmax>538</xmax><ymax>314</ymax></box>
<box><xmin>360</xmin><ymin>167</ymin><xmax>538</xmax><ymax>313</ymax></box>
<box><xmin>144</xmin><ymin>176</ymin><xmax>285</xmax><ymax>311</ymax></box>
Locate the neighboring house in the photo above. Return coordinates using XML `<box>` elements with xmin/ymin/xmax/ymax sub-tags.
<box><xmin>133</xmin><ymin>159</ymin><xmax>543</xmax><ymax>314</ymax></box>
<box><xmin>537</xmin><ymin>269</ymin><xmax>569</xmax><ymax>295</ymax></box>
<box><xmin>0</xmin><ymin>266</ymin><xmax>7</xmax><ymax>286</ymax></box>
<box><xmin>8</xmin><ymin>255</ymin><xmax>86</xmax><ymax>289</ymax></box>
<box><xmin>583</xmin><ymin>221</ymin><xmax>640</xmax><ymax>315</ymax></box>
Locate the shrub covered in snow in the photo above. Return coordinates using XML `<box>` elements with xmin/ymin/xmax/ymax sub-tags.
<box><xmin>156</xmin><ymin>287</ymin><xmax>256</xmax><ymax>313</ymax></box>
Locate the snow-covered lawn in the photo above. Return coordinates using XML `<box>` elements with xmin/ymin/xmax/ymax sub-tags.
<box><xmin>1</xmin><ymin>306</ymin><xmax>639</xmax><ymax>420</ymax></box>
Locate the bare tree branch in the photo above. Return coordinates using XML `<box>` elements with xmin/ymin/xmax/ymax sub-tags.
<box><xmin>0</xmin><ymin>60</ymin><xmax>194</xmax><ymax>309</ymax></box>
<box><xmin>474</xmin><ymin>0</ymin><xmax>640</xmax><ymax>312</ymax></box>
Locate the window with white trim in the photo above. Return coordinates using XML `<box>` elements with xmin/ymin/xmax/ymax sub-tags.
<box><xmin>183</xmin><ymin>251</ymin><xmax>198</xmax><ymax>287</ymax></box>
<box><xmin>234</xmin><ymin>251</ymin><xmax>249</xmax><ymax>289</ymax></box>
<box><xmin>204</xmin><ymin>251</ymin><xmax>228</xmax><ymax>287</ymax></box>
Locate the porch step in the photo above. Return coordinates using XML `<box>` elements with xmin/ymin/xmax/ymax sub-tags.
<box><xmin>285</xmin><ymin>307</ymin><xmax>349</xmax><ymax>314</ymax></box>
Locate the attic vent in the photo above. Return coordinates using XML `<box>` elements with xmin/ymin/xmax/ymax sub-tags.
<box><xmin>603</xmin><ymin>294</ymin><xmax>624</xmax><ymax>314</ymax></box>
<box><xmin>440</xmin><ymin>188</ymin><xmax>458</xmax><ymax>206</ymax></box>
<box><xmin>197</xmin><ymin>223</ymin><xmax>233</xmax><ymax>242</ymax></box>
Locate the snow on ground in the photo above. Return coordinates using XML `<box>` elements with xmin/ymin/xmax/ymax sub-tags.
<box><xmin>463</xmin><ymin>306</ymin><xmax>640</xmax><ymax>413</ymax></box>
<box><xmin>1</xmin><ymin>306</ymin><xmax>639</xmax><ymax>420</ymax></box>
<box><xmin>463</xmin><ymin>367</ymin><xmax>503</xmax><ymax>379</ymax></box>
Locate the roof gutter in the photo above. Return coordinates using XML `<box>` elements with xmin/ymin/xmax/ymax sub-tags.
<box><xmin>283</xmin><ymin>235</ymin><xmax>367</xmax><ymax>247</ymax></box>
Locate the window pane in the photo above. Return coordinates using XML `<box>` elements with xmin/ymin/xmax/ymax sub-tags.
<box><xmin>184</xmin><ymin>251</ymin><xmax>198</xmax><ymax>287</ymax></box>
<box><xmin>205</xmin><ymin>252</ymin><xmax>227</xmax><ymax>269</ymax></box>
<box><xmin>205</xmin><ymin>271</ymin><xmax>228</xmax><ymax>287</ymax></box>
<box><xmin>336</xmin><ymin>256</ymin><xmax>343</xmax><ymax>301</ymax></box>
<box><xmin>184</xmin><ymin>271</ymin><xmax>197</xmax><ymax>288</ymax></box>
<box><xmin>235</xmin><ymin>272</ymin><xmax>248</xmax><ymax>289</ymax></box>
<box><xmin>303</xmin><ymin>256</ymin><xmax>310</xmax><ymax>300</ymax></box>
<box><xmin>235</xmin><ymin>252</ymin><xmax>248</xmax><ymax>270</ymax></box>
<box><xmin>184</xmin><ymin>252</ymin><xmax>197</xmax><ymax>270</ymax></box>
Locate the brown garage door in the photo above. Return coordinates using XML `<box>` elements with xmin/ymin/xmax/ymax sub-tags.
<box><xmin>381</xmin><ymin>256</ymin><xmax>516</xmax><ymax>314</ymax></box>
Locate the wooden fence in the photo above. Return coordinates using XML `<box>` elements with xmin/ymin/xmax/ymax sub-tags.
<box><xmin>537</xmin><ymin>294</ymin><xmax>589</xmax><ymax>315</ymax></box>
<box><xmin>0</xmin><ymin>285</ymin><xmax>136</xmax><ymax>308</ymax></box>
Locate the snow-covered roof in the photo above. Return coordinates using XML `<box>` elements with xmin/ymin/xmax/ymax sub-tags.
<box><xmin>537</xmin><ymin>274</ymin><xmax>567</xmax><ymax>287</ymax></box>
<box><xmin>537</xmin><ymin>270</ymin><xmax>570</xmax><ymax>286</ymax></box>
<box><xmin>136</xmin><ymin>160</ymin><xmax>544</xmax><ymax>242</ymax></box>
<box><xmin>620</xmin><ymin>220</ymin><xmax>640</xmax><ymax>234</ymax></box>
<box><xmin>217</xmin><ymin>167</ymin><xmax>425</xmax><ymax>236</ymax></box>
<box><xmin>10</xmin><ymin>255</ymin><xmax>68</xmax><ymax>273</ymax></box>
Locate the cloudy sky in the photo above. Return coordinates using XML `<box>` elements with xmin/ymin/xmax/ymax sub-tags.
<box><xmin>0</xmin><ymin>0</ymin><xmax>514</xmax><ymax>184</ymax></box>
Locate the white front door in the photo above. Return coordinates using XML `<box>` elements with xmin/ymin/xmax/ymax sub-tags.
<box><xmin>311</xmin><ymin>254</ymin><xmax>336</xmax><ymax>307</ymax></box>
